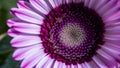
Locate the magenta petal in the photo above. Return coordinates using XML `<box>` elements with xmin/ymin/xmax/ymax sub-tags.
<box><xmin>88</xmin><ymin>0</ymin><xmax>96</xmax><ymax>9</ymax></box>
<box><xmin>13</xmin><ymin>23</ymin><xmax>40</xmax><ymax>34</ymax></box>
<box><xmin>13</xmin><ymin>44</ymin><xmax>42</xmax><ymax>60</ymax></box>
<box><xmin>73</xmin><ymin>0</ymin><xmax>81</xmax><ymax>3</ymax></box>
<box><xmin>36</xmin><ymin>55</ymin><xmax>50</xmax><ymax>68</ymax></box>
<box><xmin>66</xmin><ymin>0</ymin><xmax>73</xmax><ymax>4</ymax></box>
<box><xmin>94</xmin><ymin>0</ymin><xmax>108</xmax><ymax>10</ymax></box>
<box><xmin>11</xmin><ymin>35</ymin><xmax>41</xmax><ymax>47</ymax></box>
<box><xmin>17</xmin><ymin>1</ymin><xmax>30</xmax><ymax>9</ymax></box>
<box><xmin>97</xmin><ymin>0</ymin><xmax>117</xmax><ymax>16</ymax></box>
<box><xmin>104</xmin><ymin>11</ymin><xmax>120</xmax><ymax>23</ymax></box>
<box><xmin>53</xmin><ymin>61</ymin><xmax>59</xmax><ymax>68</ymax></box>
<box><xmin>104</xmin><ymin>34</ymin><xmax>120</xmax><ymax>40</ymax></box>
<box><xmin>48</xmin><ymin>0</ymin><xmax>56</xmax><ymax>8</ymax></box>
<box><xmin>29</xmin><ymin>0</ymin><xmax>50</xmax><ymax>14</ymax></box>
<box><xmin>7</xmin><ymin>29</ymin><xmax>21</xmax><ymax>37</ymax></box>
<box><xmin>21</xmin><ymin>49</ymin><xmax>44</xmax><ymax>68</ymax></box>
<box><xmin>102</xmin><ymin>44</ymin><xmax>120</xmax><ymax>63</ymax></box>
<box><xmin>88</xmin><ymin>60</ymin><xmax>99</xmax><ymax>68</ymax></box>
<box><xmin>92</xmin><ymin>55</ymin><xmax>107</xmax><ymax>68</ymax></box>
<box><xmin>77</xmin><ymin>64</ymin><xmax>82</xmax><ymax>68</ymax></box>
<box><xmin>83</xmin><ymin>0</ymin><xmax>90</xmax><ymax>7</ymax></box>
<box><xmin>7</xmin><ymin>19</ymin><xmax>15</xmax><ymax>27</ymax></box>
<box><xmin>97</xmin><ymin>49</ymin><xmax>117</xmax><ymax>68</ymax></box>
<box><xmin>10</xmin><ymin>8</ymin><xmax>43</xmax><ymax>24</ymax></box>
<box><xmin>41</xmin><ymin>58</ymin><xmax>55</xmax><ymax>68</ymax></box>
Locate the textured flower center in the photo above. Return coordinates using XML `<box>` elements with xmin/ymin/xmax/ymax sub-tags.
<box><xmin>59</xmin><ymin>23</ymin><xmax>85</xmax><ymax>47</ymax></box>
<box><xmin>40</xmin><ymin>2</ymin><xmax>105</xmax><ymax>65</ymax></box>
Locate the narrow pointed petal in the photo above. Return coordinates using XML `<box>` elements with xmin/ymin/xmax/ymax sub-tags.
<box><xmin>84</xmin><ymin>62</ymin><xmax>92</xmax><ymax>68</ymax></box>
<box><xmin>17</xmin><ymin>1</ymin><xmax>30</xmax><ymax>9</ymax></box>
<box><xmin>97</xmin><ymin>49</ymin><xmax>117</xmax><ymax>68</ymax></box>
<box><xmin>88</xmin><ymin>0</ymin><xmax>96</xmax><ymax>9</ymax></box>
<box><xmin>35</xmin><ymin>55</ymin><xmax>50</xmax><ymax>68</ymax></box>
<box><xmin>53</xmin><ymin>61</ymin><xmax>59</xmax><ymax>68</ymax></box>
<box><xmin>21</xmin><ymin>49</ymin><xmax>44</xmax><ymax>68</ymax></box>
<box><xmin>104</xmin><ymin>11</ymin><xmax>120</xmax><ymax>23</ymax></box>
<box><xmin>83</xmin><ymin>0</ymin><xmax>90</xmax><ymax>7</ymax></box>
<box><xmin>97</xmin><ymin>0</ymin><xmax>117</xmax><ymax>16</ymax></box>
<box><xmin>48</xmin><ymin>0</ymin><xmax>56</xmax><ymax>8</ymax></box>
<box><xmin>42</xmin><ymin>58</ymin><xmax>55</xmax><ymax>68</ymax></box>
<box><xmin>13</xmin><ymin>44</ymin><xmax>42</xmax><ymax>60</ymax></box>
<box><xmin>77</xmin><ymin>64</ymin><xmax>82</xmax><ymax>68</ymax></box>
<box><xmin>73</xmin><ymin>0</ymin><xmax>81</xmax><ymax>3</ymax></box>
<box><xmin>94</xmin><ymin>0</ymin><xmax>108</xmax><ymax>10</ymax></box>
<box><xmin>10</xmin><ymin>8</ymin><xmax>43</xmax><ymax>24</ymax></box>
<box><xmin>7</xmin><ymin>29</ymin><xmax>21</xmax><ymax>37</ymax></box>
<box><xmin>29</xmin><ymin>0</ymin><xmax>50</xmax><ymax>14</ymax></box>
<box><xmin>11</xmin><ymin>35</ymin><xmax>41</xmax><ymax>47</ymax></box>
<box><xmin>13</xmin><ymin>23</ymin><xmax>40</xmax><ymax>34</ymax></box>
<box><xmin>92</xmin><ymin>55</ymin><xmax>107</xmax><ymax>68</ymax></box>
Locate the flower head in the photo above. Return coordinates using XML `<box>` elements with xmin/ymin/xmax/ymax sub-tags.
<box><xmin>7</xmin><ymin>0</ymin><xmax>120</xmax><ymax>68</ymax></box>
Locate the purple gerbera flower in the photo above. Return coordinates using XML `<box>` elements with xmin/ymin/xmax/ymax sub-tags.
<box><xmin>7</xmin><ymin>0</ymin><xmax>120</xmax><ymax>68</ymax></box>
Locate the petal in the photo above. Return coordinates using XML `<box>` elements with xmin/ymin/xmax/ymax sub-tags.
<box><xmin>7</xmin><ymin>29</ymin><xmax>21</xmax><ymax>37</ymax></box>
<box><xmin>88</xmin><ymin>0</ymin><xmax>96</xmax><ymax>9</ymax></box>
<box><xmin>7</xmin><ymin>18</ymin><xmax>27</xmax><ymax>27</ymax></box>
<box><xmin>13</xmin><ymin>44</ymin><xmax>43</xmax><ymax>60</ymax></box>
<box><xmin>92</xmin><ymin>55</ymin><xmax>107</xmax><ymax>68</ymax></box>
<box><xmin>48</xmin><ymin>0</ymin><xmax>56</xmax><ymax>8</ymax></box>
<box><xmin>17</xmin><ymin>1</ymin><xmax>30</xmax><ymax>9</ymax></box>
<box><xmin>58</xmin><ymin>62</ymin><xmax>63</xmax><ymax>68</ymax></box>
<box><xmin>97</xmin><ymin>0</ymin><xmax>117</xmax><ymax>16</ymax></box>
<box><xmin>102</xmin><ymin>2</ymin><xmax>120</xmax><ymax>19</ymax></box>
<box><xmin>105</xmin><ymin>25</ymin><xmax>120</xmax><ymax>35</ymax></box>
<box><xmin>10</xmin><ymin>8</ymin><xmax>43</xmax><ymax>24</ymax></box>
<box><xmin>67</xmin><ymin>65</ymin><xmax>71</xmax><ymax>68</ymax></box>
<box><xmin>71</xmin><ymin>64</ymin><xmax>75</xmax><ymax>68</ymax></box>
<box><xmin>73</xmin><ymin>0</ymin><xmax>81</xmax><ymax>3</ymax></box>
<box><xmin>94</xmin><ymin>0</ymin><xmax>108</xmax><ymax>11</ymax></box>
<box><xmin>105</xmin><ymin>39</ymin><xmax>120</xmax><ymax>46</ymax></box>
<box><xmin>13</xmin><ymin>23</ymin><xmax>40</xmax><ymax>34</ymax></box>
<box><xmin>11</xmin><ymin>35</ymin><xmax>41</xmax><ymax>47</ymax></box>
<box><xmin>62</xmin><ymin>63</ymin><xmax>67</xmax><ymax>68</ymax></box>
<box><xmin>55</xmin><ymin>0</ymin><xmax>63</xmax><ymax>6</ymax></box>
<box><xmin>42</xmin><ymin>58</ymin><xmax>55</xmax><ymax>68</ymax></box>
<box><xmin>35</xmin><ymin>55</ymin><xmax>50</xmax><ymax>68</ymax></box>
<box><xmin>29</xmin><ymin>0</ymin><xmax>50</xmax><ymax>14</ymax></box>
<box><xmin>53</xmin><ymin>61</ymin><xmax>59</xmax><ymax>68</ymax></box>
<box><xmin>77</xmin><ymin>64</ymin><xmax>82</xmax><ymax>68</ymax></box>
<box><xmin>106</xmin><ymin>26</ymin><xmax>120</xmax><ymax>32</ymax></box>
<box><xmin>97</xmin><ymin>49</ymin><xmax>117</xmax><ymax>68</ymax></box>
<box><xmin>21</xmin><ymin>48</ymin><xmax>45</xmax><ymax>68</ymax></box>
<box><xmin>84</xmin><ymin>62</ymin><xmax>92</xmax><ymax>68</ymax></box>
<box><xmin>104</xmin><ymin>34</ymin><xmax>120</xmax><ymax>40</ymax></box>
<box><xmin>104</xmin><ymin>11</ymin><xmax>120</xmax><ymax>23</ymax></box>
<box><xmin>103</xmin><ymin>44</ymin><xmax>120</xmax><ymax>54</ymax></box>
<box><xmin>82</xmin><ymin>0</ymin><xmax>90</xmax><ymax>7</ymax></box>
<box><xmin>82</xmin><ymin>63</ymin><xmax>87</xmax><ymax>68</ymax></box>
<box><xmin>66</xmin><ymin>0</ymin><xmax>73</xmax><ymax>4</ymax></box>
<box><xmin>105</xmin><ymin>21</ymin><xmax>120</xmax><ymax>27</ymax></box>
<box><xmin>101</xmin><ymin>43</ymin><xmax>120</xmax><ymax>61</ymax></box>
<box><xmin>7</xmin><ymin>19</ymin><xmax>14</xmax><ymax>27</ymax></box>
<box><xmin>87</xmin><ymin>60</ymin><xmax>99</xmax><ymax>68</ymax></box>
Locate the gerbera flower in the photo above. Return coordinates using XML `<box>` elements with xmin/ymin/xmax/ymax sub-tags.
<box><xmin>7</xmin><ymin>0</ymin><xmax>120</xmax><ymax>68</ymax></box>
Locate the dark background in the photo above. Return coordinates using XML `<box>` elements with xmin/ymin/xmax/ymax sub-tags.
<box><xmin>0</xmin><ymin>0</ymin><xmax>20</xmax><ymax>68</ymax></box>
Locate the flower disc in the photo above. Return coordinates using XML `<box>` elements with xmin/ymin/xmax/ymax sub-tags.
<box><xmin>40</xmin><ymin>2</ymin><xmax>105</xmax><ymax>65</ymax></box>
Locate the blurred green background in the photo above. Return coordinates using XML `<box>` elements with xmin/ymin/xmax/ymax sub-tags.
<box><xmin>0</xmin><ymin>0</ymin><xmax>20</xmax><ymax>68</ymax></box>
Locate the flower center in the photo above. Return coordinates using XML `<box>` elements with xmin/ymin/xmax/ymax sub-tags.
<box><xmin>59</xmin><ymin>23</ymin><xmax>85</xmax><ymax>47</ymax></box>
<box><xmin>40</xmin><ymin>2</ymin><xmax>105</xmax><ymax>65</ymax></box>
